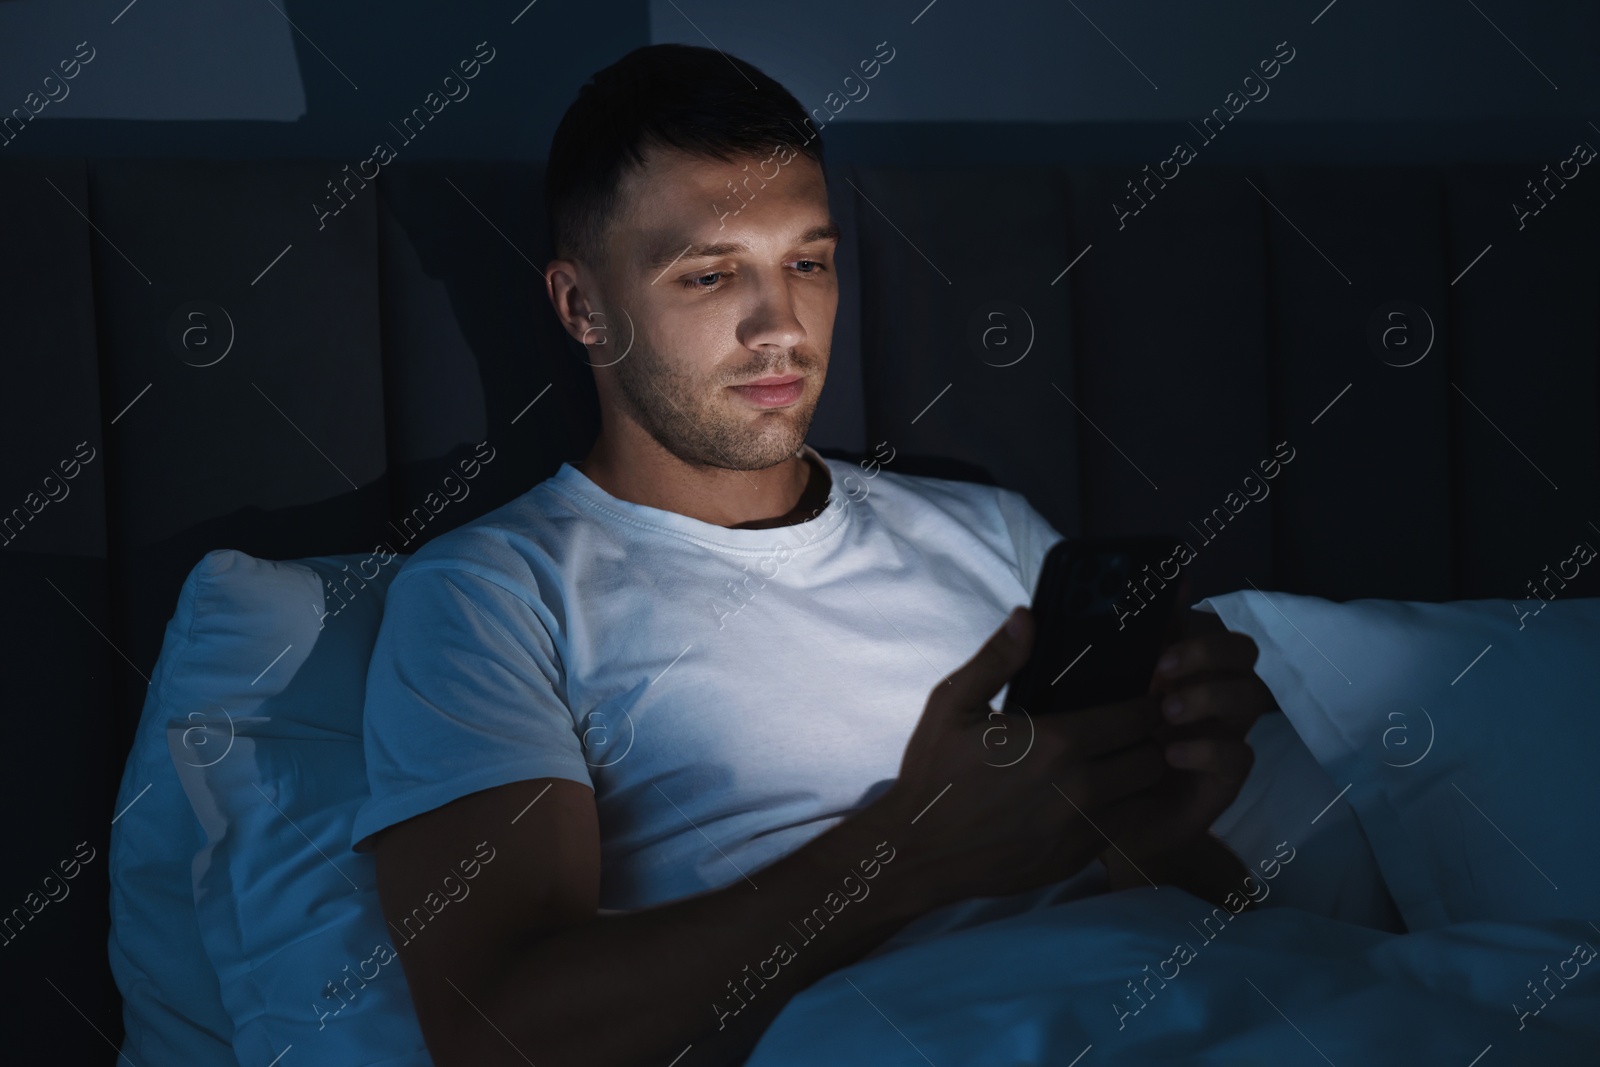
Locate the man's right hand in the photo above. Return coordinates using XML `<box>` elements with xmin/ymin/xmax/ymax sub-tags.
<box><xmin>875</xmin><ymin>606</ymin><xmax>1171</xmax><ymax>908</ymax></box>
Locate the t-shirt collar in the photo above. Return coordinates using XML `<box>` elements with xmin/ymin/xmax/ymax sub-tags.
<box><xmin>548</xmin><ymin>443</ymin><xmax>851</xmax><ymax>556</ymax></box>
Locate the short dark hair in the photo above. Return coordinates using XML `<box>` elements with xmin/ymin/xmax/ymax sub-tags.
<box><xmin>545</xmin><ymin>43</ymin><xmax>824</xmax><ymax>274</ymax></box>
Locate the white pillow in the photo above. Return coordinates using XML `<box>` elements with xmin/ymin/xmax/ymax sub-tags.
<box><xmin>1199</xmin><ymin>590</ymin><xmax>1600</xmax><ymax>931</ymax></box>
<box><xmin>1207</xmin><ymin>711</ymin><xmax>1403</xmax><ymax>932</ymax></box>
<box><xmin>109</xmin><ymin>623</ymin><xmax>238</xmax><ymax>1067</ymax></box>
<box><xmin>158</xmin><ymin>549</ymin><xmax>431</xmax><ymax>1066</ymax></box>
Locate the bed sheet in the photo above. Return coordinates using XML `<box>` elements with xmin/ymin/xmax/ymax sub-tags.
<box><xmin>745</xmin><ymin>887</ymin><xmax>1600</xmax><ymax>1065</ymax></box>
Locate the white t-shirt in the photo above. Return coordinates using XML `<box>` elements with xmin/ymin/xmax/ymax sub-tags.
<box><xmin>351</xmin><ymin>443</ymin><xmax>1102</xmax><ymax>934</ymax></box>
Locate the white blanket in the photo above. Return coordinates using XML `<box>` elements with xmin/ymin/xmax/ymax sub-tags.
<box><xmin>745</xmin><ymin>887</ymin><xmax>1600</xmax><ymax>1065</ymax></box>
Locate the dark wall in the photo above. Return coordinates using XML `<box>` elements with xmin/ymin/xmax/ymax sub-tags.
<box><xmin>3</xmin><ymin>1</ymin><xmax>1596</xmax><ymax>166</ymax></box>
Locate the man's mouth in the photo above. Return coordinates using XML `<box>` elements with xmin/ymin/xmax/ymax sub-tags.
<box><xmin>729</xmin><ymin>375</ymin><xmax>804</xmax><ymax>408</ymax></box>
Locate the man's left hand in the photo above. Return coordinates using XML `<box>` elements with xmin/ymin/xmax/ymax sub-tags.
<box><xmin>1099</xmin><ymin>606</ymin><xmax>1278</xmax><ymax>882</ymax></box>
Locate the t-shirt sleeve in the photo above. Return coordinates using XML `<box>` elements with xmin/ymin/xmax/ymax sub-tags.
<box><xmin>350</xmin><ymin>561</ymin><xmax>592</xmax><ymax>852</ymax></box>
<box><xmin>996</xmin><ymin>487</ymin><xmax>1067</xmax><ymax>596</ymax></box>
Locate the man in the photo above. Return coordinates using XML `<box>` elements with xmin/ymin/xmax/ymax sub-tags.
<box><xmin>353</xmin><ymin>43</ymin><xmax>1273</xmax><ymax>1067</ymax></box>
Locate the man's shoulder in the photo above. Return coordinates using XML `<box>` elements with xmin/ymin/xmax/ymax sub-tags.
<box><xmin>834</xmin><ymin>455</ymin><xmax>1012</xmax><ymax>525</ymax></box>
<box><xmin>829</xmin><ymin>455</ymin><xmax>1062</xmax><ymax>589</ymax></box>
<box><xmin>389</xmin><ymin>474</ymin><xmax>576</xmax><ymax>599</ymax></box>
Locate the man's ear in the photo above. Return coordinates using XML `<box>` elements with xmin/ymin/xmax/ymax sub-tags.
<box><xmin>543</xmin><ymin>260</ymin><xmax>586</xmax><ymax>341</ymax></box>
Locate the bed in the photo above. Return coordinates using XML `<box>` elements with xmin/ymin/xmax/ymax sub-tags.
<box><xmin>109</xmin><ymin>548</ymin><xmax>1600</xmax><ymax>1065</ymax></box>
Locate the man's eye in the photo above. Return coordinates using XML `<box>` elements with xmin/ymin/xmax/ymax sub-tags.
<box><xmin>681</xmin><ymin>262</ymin><xmax>825</xmax><ymax>290</ymax></box>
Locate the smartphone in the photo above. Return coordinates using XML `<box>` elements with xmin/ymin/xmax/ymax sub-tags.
<box><xmin>1001</xmin><ymin>536</ymin><xmax>1186</xmax><ymax>716</ymax></box>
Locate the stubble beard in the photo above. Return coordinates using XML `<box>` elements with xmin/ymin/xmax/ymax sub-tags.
<box><xmin>610</xmin><ymin>340</ymin><xmax>824</xmax><ymax>472</ymax></box>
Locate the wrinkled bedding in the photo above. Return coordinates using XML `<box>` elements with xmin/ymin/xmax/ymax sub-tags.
<box><xmin>746</xmin><ymin>886</ymin><xmax>1600</xmax><ymax>1065</ymax></box>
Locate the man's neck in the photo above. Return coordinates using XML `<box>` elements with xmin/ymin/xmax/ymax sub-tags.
<box><xmin>575</xmin><ymin>445</ymin><xmax>832</xmax><ymax>530</ymax></box>
<box><xmin>731</xmin><ymin>449</ymin><xmax>832</xmax><ymax>530</ymax></box>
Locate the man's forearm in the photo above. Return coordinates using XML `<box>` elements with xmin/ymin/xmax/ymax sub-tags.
<box><xmin>466</xmin><ymin>802</ymin><xmax>930</xmax><ymax>1067</ymax></box>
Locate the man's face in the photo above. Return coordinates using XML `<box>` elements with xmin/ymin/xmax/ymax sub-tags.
<box><xmin>588</xmin><ymin>144</ymin><xmax>839</xmax><ymax>472</ymax></box>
